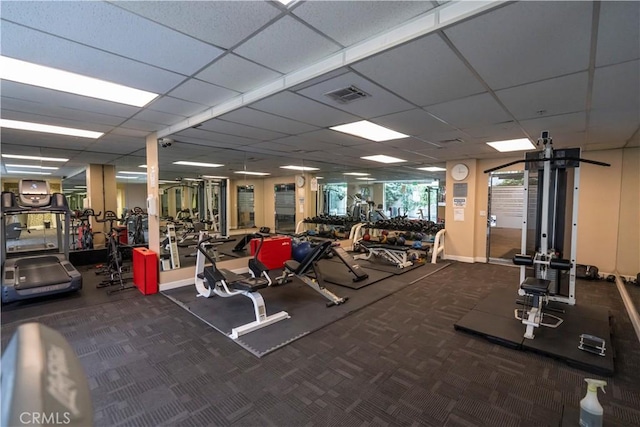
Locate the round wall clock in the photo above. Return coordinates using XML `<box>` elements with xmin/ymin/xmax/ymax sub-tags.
<box><xmin>451</xmin><ymin>163</ymin><xmax>469</xmax><ymax>181</ymax></box>
<box><xmin>296</xmin><ymin>175</ymin><xmax>306</xmax><ymax>188</ymax></box>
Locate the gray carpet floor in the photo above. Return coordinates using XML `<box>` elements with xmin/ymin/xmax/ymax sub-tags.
<box><xmin>2</xmin><ymin>262</ymin><xmax>639</xmax><ymax>426</ymax></box>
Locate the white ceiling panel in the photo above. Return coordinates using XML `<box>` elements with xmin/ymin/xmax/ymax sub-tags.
<box><xmin>119</xmin><ymin>118</ymin><xmax>166</xmax><ymax>133</ymax></box>
<box><xmin>1</xmin><ymin>97</ymin><xmax>126</xmax><ymax>127</ymax></box>
<box><xmin>196</xmin><ymin>54</ymin><xmax>282</xmax><ymax>93</ymax></box>
<box><xmin>218</xmin><ymin>108</ymin><xmax>319</xmax><ymax>135</ymax></box>
<box><xmin>168</xmin><ymin>79</ymin><xmax>239</xmax><ymax>107</ymax></box>
<box><xmin>1</xmin><ymin>81</ymin><xmax>140</xmax><ymax>119</ymax></box>
<box><xmin>370</xmin><ymin>108</ymin><xmax>458</xmax><ymax>137</ymax></box>
<box><xmin>197</xmin><ymin>119</ymin><xmax>288</xmax><ymax>141</ymax></box>
<box><xmin>589</xmin><ymin>110</ymin><xmax>639</xmax><ymax>132</ymax></box>
<box><xmin>591</xmin><ymin>61</ymin><xmax>640</xmax><ymax>112</ymax></box>
<box><xmin>444</xmin><ymin>1</ymin><xmax>592</xmax><ymax>90</ymax></box>
<box><xmin>586</xmin><ymin>125</ymin><xmax>635</xmax><ymax>146</ymax></box>
<box><xmin>1</xmin><ymin>129</ymin><xmax>96</xmax><ymax>151</ymax></box>
<box><xmin>381</xmin><ymin>137</ymin><xmax>445</xmax><ymax>152</ymax></box>
<box><xmin>115</xmin><ymin>1</ymin><xmax>281</xmax><ymax>49</ymax></box>
<box><xmin>596</xmin><ymin>1</ymin><xmax>640</xmax><ymax>67</ymax></box>
<box><xmin>233</xmin><ymin>16</ymin><xmax>341</xmax><ymax>74</ymax></box>
<box><xmin>1</xmin><ymin>110</ymin><xmax>113</xmax><ymax>134</ymax></box>
<box><xmin>0</xmin><ymin>21</ymin><xmax>184</xmax><ymax>94</ymax></box>
<box><xmin>583</xmin><ymin>141</ymin><xmax>628</xmax><ymax>151</ymax></box>
<box><xmin>293</xmin><ymin>1</ymin><xmax>436</xmax><ymax>47</ymax></box>
<box><xmin>70</xmin><ymin>152</ymin><xmax>122</xmax><ymax>164</ymax></box>
<box><xmin>246</xmin><ymin>141</ymin><xmax>301</xmax><ymax>153</ymax></box>
<box><xmin>95</xmin><ymin>135</ymin><xmax>146</xmax><ymax>154</ymax></box>
<box><xmin>520</xmin><ymin>112</ymin><xmax>586</xmax><ymax>136</ymax></box>
<box><xmin>173</xmin><ymin>128</ymin><xmax>257</xmax><ymax>147</ymax></box>
<box><xmin>1</xmin><ymin>2</ymin><xmax>224</xmax><ymax>75</ymax></box>
<box><xmin>250</xmin><ymin>91</ymin><xmax>360</xmax><ymax>127</ymax></box>
<box><xmin>352</xmin><ymin>34</ymin><xmax>485</xmax><ymax>107</ymax></box>
<box><xmin>496</xmin><ymin>72</ymin><xmax>588</xmax><ymax>121</ymax></box>
<box><xmin>425</xmin><ymin>93</ymin><xmax>512</xmax><ymax>129</ymax></box>
<box><xmin>108</xmin><ymin>128</ymin><xmax>150</xmax><ymax>138</ymax></box>
<box><xmin>147</xmin><ymin>97</ymin><xmax>206</xmax><ymax>117</ymax></box>
<box><xmin>131</xmin><ymin>109</ymin><xmax>187</xmax><ymax>127</ymax></box>
<box><xmin>301</xmin><ymin>129</ymin><xmax>373</xmax><ymax>147</ymax></box>
<box><xmin>268</xmin><ymin>135</ymin><xmax>343</xmax><ymax>152</ymax></box>
<box><xmin>459</xmin><ymin>121</ymin><xmax>527</xmax><ymax>141</ymax></box>
<box><xmin>297</xmin><ymin>72</ymin><xmax>413</xmax><ymax>118</ymax></box>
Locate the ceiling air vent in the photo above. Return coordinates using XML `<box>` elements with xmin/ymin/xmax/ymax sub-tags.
<box><xmin>324</xmin><ymin>85</ymin><xmax>370</xmax><ymax>104</ymax></box>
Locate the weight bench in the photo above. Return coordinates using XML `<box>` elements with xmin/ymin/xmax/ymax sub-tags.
<box><xmin>195</xmin><ymin>236</ymin><xmax>289</xmax><ymax>339</ymax></box>
<box><xmin>354</xmin><ymin>240</ymin><xmax>413</xmax><ymax>269</ymax></box>
<box><xmin>276</xmin><ymin>241</ymin><xmax>348</xmax><ymax>307</ymax></box>
<box><xmin>513</xmin><ymin>254</ymin><xmax>566</xmax><ymax>339</ymax></box>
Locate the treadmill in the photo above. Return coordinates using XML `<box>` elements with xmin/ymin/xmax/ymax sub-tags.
<box><xmin>1</xmin><ymin>180</ymin><xmax>82</xmax><ymax>303</ymax></box>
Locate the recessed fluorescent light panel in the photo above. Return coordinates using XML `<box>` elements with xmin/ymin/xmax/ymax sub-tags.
<box><xmin>173</xmin><ymin>161</ymin><xmax>223</xmax><ymax>168</ymax></box>
<box><xmin>1</xmin><ymin>154</ymin><xmax>68</xmax><ymax>162</ymax></box>
<box><xmin>234</xmin><ymin>171</ymin><xmax>270</xmax><ymax>176</ymax></box>
<box><xmin>486</xmin><ymin>138</ymin><xmax>535</xmax><ymax>152</ymax></box>
<box><xmin>202</xmin><ymin>175</ymin><xmax>229</xmax><ymax>179</ymax></box>
<box><xmin>115</xmin><ymin>175</ymin><xmax>137</xmax><ymax>179</ymax></box>
<box><xmin>1</xmin><ymin>119</ymin><xmax>103</xmax><ymax>139</ymax></box>
<box><xmin>5</xmin><ymin>170</ymin><xmax>52</xmax><ymax>175</ymax></box>
<box><xmin>356</xmin><ymin>177</ymin><xmax>376</xmax><ymax>181</ymax></box>
<box><xmin>118</xmin><ymin>171</ymin><xmax>148</xmax><ymax>175</ymax></box>
<box><xmin>276</xmin><ymin>0</ymin><xmax>295</xmax><ymax>5</ymax></box>
<box><xmin>139</xmin><ymin>165</ymin><xmax>147</xmax><ymax>168</ymax></box>
<box><xmin>280</xmin><ymin>166</ymin><xmax>320</xmax><ymax>171</ymax></box>
<box><xmin>0</xmin><ymin>56</ymin><xmax>158</xmax><ymax>107</ymax></box>
<box><xmin>361</xmin><ymin>155</ymin><xmax>407</xmax><ymax>164</ymax></box>
<box><xmin>343</xmin><ymin>172</ymin><xmax>370</xmax><ymax>176</ymax></box>
<box><xmin>183</xmin><ymin>178</ymin><xmax>203</xmax><ymax>182</ymax></box>
<box><xmin>418</xmin><ymin>167</ymin><xmax>446</xmax><ymax>172</ymax></box>
<box><xmin>330</xmin><ymin>120</ymin><xmax>408</xmax><ymax>142</ymax></box>
<box><xmin>5</xmin><ymin>164</ymin><xmax>59</xmax><ymax>170</ymax></box>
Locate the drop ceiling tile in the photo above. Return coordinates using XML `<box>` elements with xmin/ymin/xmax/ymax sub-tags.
<box><xmin>382</xmin><ymin>137</ymin><xmax>444</xmax><ymax>152</ymax></box>
<box><xmin>234</xmin><ymin>15</ymin><xmax>341</xmax><ymax>74</ymax></box>
<box><xmin>496</xmin><ymin>73</ymin><xmax>588</xmax><ymax>121</ymax></box>
<box><xmin>520</xmin><ymin>112</ymin><xmax>586</xmax><ymax>136</ymax></box>
<box><xmin>591</xmin><ymin>61</ymin><xmax>640</xmax><ymax>112</ymax></box>
<box><xmin>584</xmin><ymin>141</ymin><xmax>628</xmax><ymax>151</ymax></box>
<box><xmin>596</xmin><ymin>1</ymin><xmax>640</xmax><ymax>67</ymax></box>
<box><xmin>443</xmin><ymin>1</ymin><xmax>592</xmax><ymax>90</ymax></box>
<box><xmin>371</xmin><ymin>108</ymin><xmax>457</xmax><ymax>137</ymax></box>
<box><xmin>269</xmin><ymin>135</ymin><xmax>343</xmax><ymax>152</ymax></box>
<box><xmin>2</xmin><ymin>2</ymin><xmax>224</xmax><ymax>75</ymax></box>
<box><xmin>1</xmin><ymin>81</ymin><xmax>141</xmax><ymax>121</ymax></box>
<box><xmin>425</xmin><ymin>93</ymin><xmax>512</xmax><ymax>129</ymax></box>
<box><xmin>219</xmin><ymin>108</ymin><xmax>319</xmax><ymax>135</ymax></box>
<box><xmin>132</xmin><ymin>109</ymin><xmax>187</xmax><ymax>126</ymax></box>
<box><xmin>1</xmin><ymin>109</ymin><xmax>113</xmax><ymax>134</ymax></box>
<box><xmin>168</xmin><ymin>79</ymin><xmax>239</xmax><ymax>107</ymax></box>
<box><xmin>1</xmin><ymin>97</ymin><xmax>126</xmax><ymax>127</ymax></box>
<box><xmin>198</xmin><ymin>119</ymin><xmax>288</xmax><ymax>141</ymax></box>
<box><xmin>173</xmin><ymin>128</ymin><xmax>257</xmax><ymax>147</ymax></box>
<box><xmin>0</xmin><ymin>129</ymin><xmax>96</xmax><ymax>151</ymax></box>
<box><xmin>109</xmin><ymin>128</ymin><xmax>150</xmax><ymax>138</ymax></box>
<box><xmin>0</xmin><ymin>21</ymin><xmax>184</xmax><ymax>94</ymax></box>
<box><xmin>196</xmin><ymin>54</ymin><xmax>282</xmax><ymax>93</ymax></box>
<box><xmin>148</xmin><ymin>97</ymin><xmax>207</xmax><ymax>117</ymax></box>
<box><xmin>301</xmin><ymin>129</ymin><xmax>373</xmax><ymax>147</ymax></box>
<box><xmin>459</xmin><ymin>121</ymin><xmax>527</xmax><ymax>141</ymax></box>
<box><xmin>297</xmin><ymin>72</ymin><xmax>413</xmax><ymax>118</ymax></box>
<box><xmin>352</xmin><ymin>34</ymin><xmax>485</xmax><ymax>106</ymax></box>
<box><xmin>587</xmin><ymin>126</ymin><xmax>636</xmax><ymax>146</ymax></box>
<box><xmin>119</xmin><ymin>118</ymin><xmax>165</xmax><ymax>133</ymax></box>
<box><xmin>116</xmin><ymin>1</ymin><xmax>281</xmax><ymax>49</ymax></box>
<box><xmin>251</xmin><ymin>91</ymin><xmax>359</xmax><ymax>127</ymax></box>
<box><xmin>293</xmin><ymin>1</ymin><xmax>436</xmax><ymax>47</ymax></box>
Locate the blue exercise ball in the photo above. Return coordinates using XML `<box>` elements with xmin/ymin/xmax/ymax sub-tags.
<box><xmin>292</xmin><ymin>241</ymin><xmax>312</xmax><ymax>262</ymax></box>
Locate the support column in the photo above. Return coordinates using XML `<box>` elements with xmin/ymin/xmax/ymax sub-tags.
<box><xmin>444</xmin><ymin>159</ymin><xmax>478</xmax><ymax>262</ymax></box>
<box><xmin>86</xmin><ymin>164</ymin><xmax>117</xmax><ymax>247</ymax></box>
<box><xmin>146</xmin><ymin>133</ymin><xmax>160</xmax><ymax>257</ymax></box>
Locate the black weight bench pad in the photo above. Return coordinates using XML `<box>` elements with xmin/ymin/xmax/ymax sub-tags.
<box><xmin>219</xmin><ymin>269</ymin><xmax>268</xmax><ymax>292</ymax></box>
<box><xmin>359</xmin><ymin>241</ymin><xmax>411</xmax><ymax>252</ymax></box>
<box><xmin>520</xmin><ymin>277</ymin><xmax>550</xmax><ymax>295</ymax></box>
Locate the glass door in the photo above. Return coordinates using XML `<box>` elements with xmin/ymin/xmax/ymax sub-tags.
<box><xmin>274</xmin><ymin>183</ymin><xmax>296</xmax><ymax>233</ymax></box>
<box><xmin>487</xmin><ymin>171</ymin><xmax>525</xmax><ymax>263</ymax></box>
<box><xmin>237</xmin><ymin>185</ymin><xmax>255</xmax><ymax>228</ymax></box>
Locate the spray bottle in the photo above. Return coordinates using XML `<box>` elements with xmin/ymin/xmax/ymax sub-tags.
<box><xmin>579</xmin><ymin>378</ymin><xmax>607</xmax><ymax>427</ymax></box>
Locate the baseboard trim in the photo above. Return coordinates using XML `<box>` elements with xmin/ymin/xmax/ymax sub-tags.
<box><xmin>444</xmin><ymin>255</ymin><xmax>475</xmax><ymax>263</ymax></box>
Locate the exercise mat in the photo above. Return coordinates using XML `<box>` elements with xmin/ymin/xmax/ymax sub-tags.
<box><xmin>316</xmin><ymin>259</ymin><xmax>393</xmax><ymax>289</ymax></box>
<box><xmin>162</xmin><ymin>262</ymin><xmax>451</xmax><ymax>357</ymax></box>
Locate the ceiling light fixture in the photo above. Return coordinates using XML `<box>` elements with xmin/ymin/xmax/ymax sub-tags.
<box><xmin>343</xmin><ymin>172</ymin><xmax>370</xmax><ymax>176</ymax></box>
<box><xmin>486</xmin><ymin>138</ymin><xmax>535</xmax><ymax>152</ymax></box>
<box><xmin>233</xmin><ymin>171</ymin><xmax>271</xmax><ymax>176</ymax></box>
<box><xmin>330</xmin><ymin>120</ymin><xmax>408</xmax><ymax>142</ymax></box>
<box><xmin>280</xmin><ymin>166</ymin><xmax>320</xmax><ymax>171</ymax></box>
<box><xmin>139</xmin><ymin>164</ymin><xmax>148</xmax><ymax>168</ymax></box>
<box><xmin>201</xmin><ymin>175</ymin><xmax>229</xmax><ymax>179</ymax></box>
<box><xmin>115</xmin><ymin>175</ymin><xmax>138</xmax><ymax>179</ymax></box>
<box><xmin>361</xmin><ymin>155</ymin><xmax>407</xmax><ymax>164</ymax></box>
<box><xmin>173</xmin><ymin>161</ymin><xmax>223</xmax><ymax>168</ymax></box>
<box><xmin>74</xmin><ymin>186</ymin><xmax>87</xmax><ymax>189</ymax></box>
<box><xmin>5</xmin><ymin>164</ymin><xmax>59</xmax><ymax>170</ymax></box>
<box><xmin>356</xmin><ymin>177</ymin><xmax>376</xmax><ymax>181</ymax></box>
<box><xmin>276</xmin><ymin>0</ymin><xmax>295</xmax><ymax>5</ymax></box>
<box><xmin>0</xmin><ymin>56</ymin><xmax>158</xmax><ymax>107</ymax></box>
<box><xmin>5</xmin><ymin>170</ymin><xmax>52</xmax><ymax>175</ymax></box>
<box><xmin>1</xmin><ymin>154</ymin><xmax>69</xmax><ymax>162</ymax></box>
<box><xmin>417</xmin><ymin>166</ymin><xmax>446</xmax><ymax>172</ymax></box>
<box><xmin>1</xmin><ymin>119</ymin><xmax>103</xmax><ymax>139</ymax></box>
<box><xmin>183</xmin><ymin>178</ymin><xmax>203</xmax><ymax>182</ymax></box>
<box><xmin>118</xmin><ymin>171</ymin><xmax>148</xmax><ymax>175</ymax></box>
